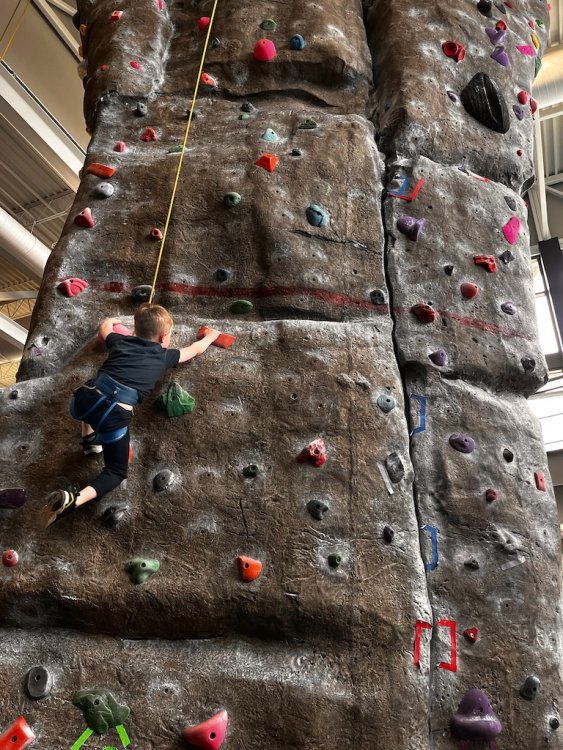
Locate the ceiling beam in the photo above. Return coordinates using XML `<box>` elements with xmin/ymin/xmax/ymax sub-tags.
<box><xmin>32</xmin><ymin>0</ymin><xmax>81</xmax><ymax>61</ymax></box>
<box><xmin>546</xmin><ymin>172</ymin><xmax>563</xmax><ymax>186</ymax></box>
<box><xmin>0</xmin><ymin>312</ymin><xmax>27</xmax><ymax>349</ymax></box>
<box><xmin>46</xmin><ymin>0</ymin><xmax>77</xmax><ymax>14</ymax></box>
<box><xmin>546</xmin><ymin>186</ymin><xmax>563</xmax><ymax>200</ymax></box>
<box><xmin>532</xmin><ymin>115</ymin><xmax>551</xmax><ymax>241</ymax></box>
<box><xmin>0</xmin><ymin>291</ymin><xmax>37</xmax><ymax>303</ymax></box>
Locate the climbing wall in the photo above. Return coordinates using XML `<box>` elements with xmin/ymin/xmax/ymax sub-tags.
<box><xmin>0</xmin><ymin>0</ymin><xmax>561</xmax><ymax>748</ymax></box>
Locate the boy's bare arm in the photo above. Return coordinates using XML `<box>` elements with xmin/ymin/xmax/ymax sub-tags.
<box><xmin>178</xmin><ymin>330</ymin><xmax>221</xmax><ymax>363</ymax></box>
<box><xmin>97</xmin><ymin>317</ymin><xmax>122</xmax><ymax>342</ymax></box>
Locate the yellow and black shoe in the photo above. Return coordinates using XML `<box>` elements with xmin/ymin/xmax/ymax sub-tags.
<box><xmin>44</xmin><ymin>486</ymin><xmax>80</xmax><ymax>528</ymax></box>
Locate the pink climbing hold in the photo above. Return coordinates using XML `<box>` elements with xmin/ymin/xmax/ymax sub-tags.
<box><xmin>2</xmin><ymin>550</ymin><xmax>18</xmax><ymax>567</ymax></box>
<box><xmin>58</xmin><ymin>278</ymin><xmax>89</xmax><ymax>298</ymax></box>
<box><xmin>253</xmin><ymin>39</ymin><xmax>277</xmax><ymax>62</ymax></box>
<box><xmin>296</xmin><ymin>438</ymin><xmax>327</xmax><ymax>467</ymax></box>
<box><xmin>149</xmin><ymin>227</ymin><xmax>163</xmax><ymax>241</ymax></box>
<box><xmin>157</xmin><ymin>0</ymin><xmax>164</xmax><ymax>9</ymax></box>
<box><xmin>109</xmin><ymin>10</ymin><xmax>123</xmax><ymax>23</ymax></box>
<box><xmin>529</xmin><ymin>19</ymin><xmax>536</xmax><ymax>29</ymax></box>
<box><xmin>141</xmin><ymin>127</ymin><xmax>157</xmax><ymax>142</ymax></box>
<box><xmin>516</xmin><ymin>44</ymin><xmax>536</xmax><ymax>56</ymax></box>
<box><xmin>198</xmin><ymin>17</ymin><xmax>210</xmax><ymax>31</ymax></box>
<box><xmin>114</xmin><ymin>141</ymin><xmax>126</xmax><ymax>153</ymax></box>
<box><xmin>130</xmin><ymin>60</ymin><xmax>141</xmax><ymax>70</ymax></box>
<box><xmin>535</xmin><ymin>471</ymin><xmax>546</xmax><ymax>491</ymax></box>
<box><xmin>530</xmin><ymin>97</ymin><xmax>538</xmax><ymax>115</ymax></box>
<box><xmin>460</xmin><ymin>282</ymin><xmax>479</xmax><ymax>300</ymax></box>
<box><xmin>517</xmin><ymin>90</ymin><xmax>529</xmax><ymax>105</ymax></box>
<box><xmin>74</xmin><ymin>208</ymin><xmax>95</xmax><ymax>228</ymax></box>
<box><xmin>182</xmin><ymin>710</ymin><xmax>228</xmax><ymax>749</ymax></box>
<box><xmin>502</xmin><ymin>216</ymin><xmax>520</xmax><ymax>245</ymax></box>
<box><xmin>201</xmin><ymin>73</ymin><xmax>218</xmax><ymax>88</ymax></box>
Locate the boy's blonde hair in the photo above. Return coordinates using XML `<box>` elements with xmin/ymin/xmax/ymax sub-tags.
<box><xmin>134</xmin><ymin>303</ymin><xmax>173</xmax><ymax>340</ymax></box>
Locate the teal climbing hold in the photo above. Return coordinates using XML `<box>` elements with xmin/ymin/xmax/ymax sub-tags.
<box><xmin>230</xmin><ymin>299</ymin><xmax>253</xmax><ymax>314</ymax></box>
<box><xmin>223</xmin><ymin>192</ymin><xmax>242</xmax><ymax>208</ymax></box>
<box><xmin>298</xmin><ymin>118</ymin><xmax>318</xmax><ymax>129</ymax></box>
<box><xmin>306</xmin><ymin>204</ymin><xmax>328</xmax><ymax>227</ymax></box>
<box><xmin>73</xmin><ymin>689</ymin><xmax>130</xmax><ymax>734</ymax></box>
<box><xmin>377</xmin><ymin>394</ymin><xmax>396</xmax><ymax>413</ymax></box>
<box><xmin>155</xmin><ymin>382</ymin><xmax>195</xmax><ymax>416</ymax></box>
<box><xmin>239</xmin><ymin>113</ymin><xmax>250</xmax><ymax>120</ymax></box>
<box><xmin>125</xmin><ymin>558</ymin><xmax>160</xmax><ymax>585</ymax></box>
<box><xmin>260</xmin><ymin>18</ymin><xmax>277</xmax><ymax>31</ymax></box>
<box><xmin>290</xmin><ymin>34</ymin><xmax>306</xmax><ymax>50</ymax></box>
<box><xmin>261</xmin><ymin>128</ymin><xmax>279</xmax><ymax>142</ymax></box>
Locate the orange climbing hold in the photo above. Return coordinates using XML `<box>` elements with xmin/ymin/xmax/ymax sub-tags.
<box><xmin>197</xmin><ymin>325</ymin><xmax>236</xmax><ymax>349</ymax></box>
<box><xmin>109</xmin><ymin>10</ymin><xmax>123</xmax><ymax>22</ymax></box>
<box><xmin>85</xmin><ymin>163</ymin><xmax>116</xmax><ymax>179</ymax></box>
<box><xmin>149</xmin><ymin>228</ymin><xmax>163</xmax><ymax>241</ymax></box>
<box><xmin>237</xmin><ymin>556</ymin><xmax>263</xmax><ymax>582</ymax></box>
<box><xmin>201</xmin><ymin>73</ymin><xmax>218</xmax><ymax>88</ymax></box>
<box><xmin>255</xmin><ymin>153</ymin><xmax>279</xmax><ymax>172</ymax></box>
<box><xmin>182</xmin><ymin>710</ymin><xmax>228</xmax><ymax>749</ymax></box>
<box><xmin>141</xmin><ymin>128</ymin><xmax>157</xmax><ymax>142</ymax></box>
<box><xmin>0</xmin><ymin>716</ymin><xmax>35</xmax><ymax>750</ymax></box>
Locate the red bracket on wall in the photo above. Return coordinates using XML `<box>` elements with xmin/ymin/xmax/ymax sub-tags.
<box><xmin>413</xmin><ymin>619</ymin><xmax>432</xmax><ymax>668</ymax></box>
<box><xmin>437</xmin><ymin>619</ymin><xmax>458</xmax><ymax>672</ymax></box>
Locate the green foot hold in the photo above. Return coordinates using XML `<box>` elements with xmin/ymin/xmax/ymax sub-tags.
<box><xmin>168</xmin><ymin>145</ymin><xmax>187</xmax><ymax>154</ymax></box>
<box><xmin>73</xmin><ymin>689</ymin><xmax>130</xmax><ymax>735</ymax></box>
<box><xmin>298</xmin><ymin>118</ymin><xmax>318</xmax><ymax>129</ymax></box>
<box><xmin>155</xmin><ymin>382</ymin><xmax>195</xmax><ymax>417</ymax></box>
<box><xmin>126</xmin><ymin>558</ymin><xmax>160</xmax><ymax>585</ymax></box>
<box><xmin>230</xmin><ymin>299</ymin><xmax>253</xmax><ymax>314</ymax></box>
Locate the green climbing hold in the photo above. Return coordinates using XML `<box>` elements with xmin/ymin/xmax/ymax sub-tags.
<box><xmin>73</xmin><ymin>689</ymin><xmax>130</xmax><ymax>735</ymax></box>
<box><xmin>155</xmin><ymin>382</ymin><xmax>195</xmax><ymax>416</ymax></box>
<box><xmin>298</xmin><ymin>118</ymin><xmax>318</xmax><ymax>130</ymax></box>
<box><xmin>242</xmin><ymin>464</ymin><xmax>260</xmax><ymax>478</ymax></box>
<box><xmin>328</xmin><ymin>554</ymin><xmax>342</xmax><ymax>568</ymax></box>
<box><xmin>259</xmin><ymin>18</ymin><xmax>277</xmax><ymax>31</ymax></box>
<box><xmin>168</xmin><ymin>145</ymin><xmax>187</xmax><ymax>154</ymax></box>
<box><xmin>535</xmin><ymin>55</ymin><xmax>542</xmax><ymax>77</ymax></box>
<box><xmin>223</xmin><ymin>192</ymin><xmax>242</xmax><ymax>208</ymax></box>
<box><xmin>230</xmin><ymin>299</ymin><xmax>253</xmax><ymax>314</ymax></box>
<box><xmin>125</xmin><ymin>558</ymin><xmax>160</xmax><ymax>585</ymax></box>
<box><xmin>239</xmin><ymin>113</ymin><xmax>250</xmax><ymax>120</ymax></box>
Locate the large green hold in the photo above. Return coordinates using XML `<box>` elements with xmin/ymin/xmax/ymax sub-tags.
<box><xmin>125</xmin><ymin>558</ymin><xmax>160</xmax><ymax>585</ymax></box>
<box><xmin>73</xmin><ymin>688</ymin><xmax>130</xmax><ymax>734</ymax></box>
<box><xmin>154</xmin><ymin>381</ymin><xmax>195</xmax><ymax>416</ymax></box>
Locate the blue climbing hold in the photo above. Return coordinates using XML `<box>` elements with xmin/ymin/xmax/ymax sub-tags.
<box><xmin>290</xmin><ymin>34</ymin><xmax>306</xmax><ymax>50</ymax></box>
<box><xmin>306</xmin><ymin>204</ymin><xmax>329</xmax><ymax>227</ymax></box>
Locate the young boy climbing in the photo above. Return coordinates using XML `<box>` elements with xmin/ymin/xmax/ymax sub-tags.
<box><xmin>44</xmin><ymin>303</ymin><xmax>220</xmax><ymax>527</ymax></box>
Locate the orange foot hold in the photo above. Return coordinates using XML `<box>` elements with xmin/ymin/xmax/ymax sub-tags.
<box><xmin>255</xmin><ymin>153</ymin><xmax>279</xmax><ymax>172</ymax></box>
<box><xmin>182</xmin><ymin>710</ymin><xmax>228</xmax><ymax>749</ymax></box>
<box><xmin>237</xmin><ymin>555</ymin><xmax>262</xmax><ymax>582</ymax></box>
<box><xmin>0</xmin><ymin>716</ymin><xmax>35</xmax><ymax>750</ymax></box>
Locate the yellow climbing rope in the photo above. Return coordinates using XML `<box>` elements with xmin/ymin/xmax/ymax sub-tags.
<box><xmin>0</xmin><ymin>0</ymin><xmax>32</xmax><ymax>65</ymax></box>
<box><xmin>148</xmin><ymin>0</ymin><xmax>220</xmax><ymax>304</ymax></box>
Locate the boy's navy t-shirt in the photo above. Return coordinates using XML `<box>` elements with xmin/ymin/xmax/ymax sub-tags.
<box><xmin>98</xmin><ymin>333</ymin><xmax>181</xmax><ymax>399</ymax></box>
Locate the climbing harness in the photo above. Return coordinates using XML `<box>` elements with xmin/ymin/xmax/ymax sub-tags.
<box><xmin>0</xmin><ymin>0</ymin><xmax>32</xmax><ymax>64</ymax></box>
<box><xmin>71</xmin><ymin>374</ymin><xmax>139</xmax><ymax>445</ymax></box>
<box><xmin>148</xmin><ymin>0</ymin><xmax>220</xmax><ymax>303</ymax></box>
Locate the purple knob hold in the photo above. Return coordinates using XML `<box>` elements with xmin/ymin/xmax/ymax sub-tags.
<box><xmin>501</xmin><ymin>301</ymin><xmax>516</xmax><ymax>315</ymax></box>
<box><xmin>513</xmin><ymin>105</ymin><xmax>525</xmax><ymax>121</ymax></box>
<box><xmin>447</xmin><ymin>90</ymin><xmax>459</xmax><ymax>103</ymax></box>
<box><xmin>491</xmin><ymin>45</ymin><xmax>510</xmax><ymax>67</ymax></box>
<box><xmin>451</xmin><ymin>689</ymin><xmax>502</xmax><ymax>741</ymax></box>
<box><xmin>449</xmin><ymin>433</ymin><xmax>476</xmax><ymax>454</ymax></box>
<box><xmin>485</xmin><ymin>27</ymin><xmax>506</xmax><ymax>45</ymax></box>
<box><xmin>429</xmin><ymin>349</ymin><xmax>448</xmax><ymax>367</ymax></box>
<box><xmin>397</xmin><ymin>216</ymin><xmax>426</xmax><ymax>241</ymax></box>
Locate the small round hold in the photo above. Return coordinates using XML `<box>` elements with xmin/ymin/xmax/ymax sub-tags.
<box><xmin>131</xmin><ymin>284</ymin><xmax>152</xmax><ymax>303</ymax></box>
<box><xmin>153</xmin><ymin>469</ymin><xmax>174</xmax><ymax>492</ymax></box>
<box><xmin>2</xmin><ymin>550</ymin><xmax>18</xmax><ymax>567</ymax></box>
<box><xmin>230</xmin><ymin>299</ymin><xmax>253</xmax><ymax>314</ymax></box>
<box><xmin>307</xmin><ymin>499</ymin><xmax>329</xmax><ymax>521</ymax></box>
<box><xmin>94</xmin><ymin>182</ymin><xmax>114</xmax><ymax>198</ymax></box>
<box><xmin>289</xmin><ymin>34</ymin><xmax>306</xmax><ymax>50</ymax></box>
<box><xmin>501</xmin><ymin>301</ymin><xmax>516</xmax><ymax>315</ymax></box>
<box><xmin>461</xmin><ymin>282</ymin><xmax>479</xmax><ymax>299</ymax></box>
<box><xmin>429</xmin><ymin>349</ymin><xmax>448</xmax><ymax>367</ymax></box>
<box><xmin>464</xmin><ymin>558</ymin><xmax>480</xmax><ymax>570</ymax></box>
<box><xmin>442</xmin><ymin>40</ymin><xmax>466</xmax><ymax>62</ymax></box>
<box><xmin>444</xmin><ymin>264</ymin><xmax>454</xmax><ymax>276</ymax></box>
<box><xmin>549</xmin><ymin>718</ymin><xmax>560</xmax><ymax>730</ymax></box>
<box><xmin>411</xmin><ymin>303</ymin><xmax>437</xmax><ymax>323</ymax></box>
<box><xmin>242</xmin><ymin>464</ymin><xmax>260</xmax><ymax>478</ymax></box>
<box><xmin>134</xmin><ymin>102</ymin><xmax>147</xmax><ymax>117</ymax></box>
<box><xmin>10</xmin><ymin>390</ymin><xmax>18</xmax><ymax>399</ymax></box>
<box><xmin>298</xmin><ymin>118</ymin><xmax>318</xmax><ymax>130</ymax></box>
<box><xmin>449</xmin><ymin>433</ymin><xmax>476</xmax><ymax>454</ymax></box>
<box><xmin>385</xmin><ymin>452</ymin><xmax>404</xmax><ymax>483</ymax></box>
<box><xmin>261</xmin><ymin>128</ymin><xmax>279</xmax><ymax>142</ymax></box>
<box><xmin>306</xmin><ymin>204</ymin><xmax>329</xmax><ymax>227</ymax></box>
<box><xmin>377</xmin><ymin>394</ymin><xmax>396</xmax><ymax>414</ymax></box>
<box><xmin>383</xmin><ymin>525</ymin><xmax>394</xmax><ymax>543</ymax></box>
<box><xmin>26</xmin><ymin>666</ymin><xmax>52</xmax><ymax>699</ymax></box>
<box><xmin>328</xmin><ymin>553</ymin><xmax>342</xmax><ymax>568</ymax></box>
<box><xmin>215</xmin><ymin>268</ymin><xmax>231</xmax><ymax>282</ymax></box>
<box><xmin>259</xmin><ymin>18</ymin><xmax>277</xmax><ymax>31</ymax></box>
<box><xmin>499</xmin><ymin>250</ymin><xmax>514</xmax><ymax>264</ymax></box>
<box><xmin>290</xmin><ymin>148</ymin><xmax>302</xmax><ymax>156</ymax></box>
<box><xmin>521</xmin><ymin>357</ymin><xmax>535</xmax><ymax>373</ymax></box>
<box><xmin>520</xmin><ymin>675</ymin><xmax>541</xmax><ymax>701</ymax></box>
<box><xmin>370</xmin><ymin>288</ymin><xmax>386</xmax><ymax>306</ymax></box>
<box><xmin>198</xmin><ymin>16</ymin><xmax>210</xmax><ymax>31</ymax></box>
<box><xmin>447</xmin><ymin>90</ymin><xmax>459</xmax><ymax>103</ymax></box>
<box><xmin>503</xmin><ymin>448</ymin><xmax>514</xmax><ymax>462</ymax></box>
<box><xmin>210</xmin><ymin>37</ymin><xmax>221</xmax><ymax>48</ymax></box>
<box><xmin>241</xmin><ymin>102</ymin><xmax>256</xmax><ymax>113</ymax></box>
<box><xmin>485</xmin><ymin>489</ymin><xmax>498</xmax><ymax>502</ymax></box>
<box><xmin>477</xmin><ymin>0</ymin><xmax>493</xmax><ymax>16</ymax></box>
<box><xmin>101</xmin><ymin>505</ymin><xmax>127</xmax><ymax>527</ymax></box>
<box><xmin>149</xmin><ymin>227</ymin><xmax>163</xmax><ymax>241</ymax></box>
<box><xmin>223</xmin><ymin>192</ymin><xmax>242</xmax><ymax>208</ymax></box>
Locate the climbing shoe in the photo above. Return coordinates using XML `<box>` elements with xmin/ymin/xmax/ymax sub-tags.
<box><xmin>44</xmin><ymin>486</ymin><xmax>80</xmax><ymax>528</ymax></box>
<box><xmin>80</xmin><ymin>433</ymin><xmax>102</xmax><ymax>456</ymax></box>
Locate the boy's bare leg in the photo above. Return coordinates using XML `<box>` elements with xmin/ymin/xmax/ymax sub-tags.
<box><xmin>76</xmin><ymin>486</ymin><xmax>97</xmax><ymax>506</ymax></box>
<box><xmin>81</xmin><ymin>422</ymin><xmax>95</xmax><ymax>437</ymax></box>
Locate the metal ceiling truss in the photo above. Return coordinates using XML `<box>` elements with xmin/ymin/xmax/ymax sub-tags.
<box><xmin>32</xmin><ymin>0</ymin><xmax>81</xmax><ymax>61</ymax></box>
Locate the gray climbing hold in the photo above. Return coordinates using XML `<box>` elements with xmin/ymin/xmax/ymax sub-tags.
<box><xmin>241</xmin><ymin>102</ymin><xmax>255</xmax><ymax>113</ymax></box>
<box><xmin>94</xmin><ymin>182</ymin><xmax>114</xmax><ymax>198</ymax></box>
<box><xmin>370</xmin><ymin>288</ymin><xmax>386</xmax><ymax>306</ymax></box>
<box><xmin>223</xmin><ymin>192</ymin><xmax>242</xmax><ymax>208</ymax></box>
<box><xmin>101</xmin><ymin>505</ymin><xmax>127</xmax><ymax>527</ymax></box>
<box><xmin>504</xmin><ymin>196</ymin><xmax>517</xmax><ymax>211</ymax></box>
<box><xmin>131</xmin><ymin>285</ymin><xmax>152</xmax><ymax>303</ymax></box>
<box><xmin>520</xmin><ymin>675</ymin><xmax>541</xmax><ymax>701</ymax></box>
<box><xmin>460</xmin><ymin>73</ymin><xmax>510</xmax><ymax>134</ymax></box>
<box><xmin>135</xmin><ymin>102</ymin><xmax>148</xmax><ymax>117</ymax></box>
<box><xmin>383</xmin><ymin>525</ymin><xmax>394</xmax><ymax>543</ymax></box>
<box><xmin>396</xmin><ymin>216</ymin><xmax>426</xmax><ymax>241</ymax></box>
<box><xmin>377</xmin><ymin>394</ymin><xmax>396</xmax><ymax>414</ymax></box>
<box><xmin>26</xmin><ymin>666</ymin><xmax>52</xmax><ymax>699</ymax></box>
<box><xmin>449</xmin><ymin>433</ymin><xmax>477</xmax><ymax>454</ymax></box>
<box><xmin>210</xmin><ymin>36</ymin><xmax>221</xmax><ymax>48</ymax></box>
<box><xmin>153</xmin><ymin>470</ymin><xmax>174</xmax><ymax>492</ymax></box>
<box><xmin>261</xmin><ymin>128</ymin><xmax>279</xmax><ymax>142</ymax></box>
<box><xmin>307</xmin><ymin>499</ymin><xmax>329</xmax><ymax>520</ymax></box>
<box><xmin>521</xmin><ymin>357</ymin><xmax>536</xmax><ymax>373</ymax></box>
<box><xmin>447</xmin><ymin>90</ymin><xmax>459</xmax><ymax>103</ymax></box>
<box><xmin>464</xmin><ymin>558</ymin><xmax>480</xmax><ymax>570</ymax></box>
<box><xmin>444</xmin><ymin>264</ymin><xmax>454</xmax><ymax>276</ymax></box>
<box><xmin>385</xmin><ymin>452</ymin><xmax>404</xmax><ymax>483</ymax></box>
<box><xmin>306</xmin><ymin>204</ymin><xmax>329</xmax><ymax>227</ymax></box>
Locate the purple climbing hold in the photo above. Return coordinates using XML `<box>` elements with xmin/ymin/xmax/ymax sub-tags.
<box><xmin>491</xmin><ymin>46</ymin><xmax>510</xmax><ymax>67</ymax></box>
<box><xmin>451</xmin><ymin>689</ymin><xmax>502</xmax><ymax>741</ymax></box>
<box><xmin>447</xmin><ymin>90</ymin><xmax>459</xmax><ymax>103</ymax></box>
<box><xmin>449</xmin><ymin>433</ymin><xmax>477</xmax><ymax>454</ymax></box>
<box><xmin>485</xmin><ymin>27</ymin><xmax>506</xmax><ymax>45</ymax></box>
<box><xmin>396</xmin><ymin>216</ymin><xmax>426</xmax><ymax>241</ymax></box>
<box><xmin>513</xmin><ymin>105</ymin><xmax>525</xmax><ymax>120</ymax></box>
<box><xmin>0</xmin><ymin>488</ymin><xmax>27</xmax><ymax>509</ymax></box>
<box><xmin>429</xmin><ymin>349</ymin><xmax>448</xmax><ymax>367</ymax></box>
<box><xmin>501</xmin><ymin>301</ymin><xmax>516</xmax><ymax>315</ymax></box>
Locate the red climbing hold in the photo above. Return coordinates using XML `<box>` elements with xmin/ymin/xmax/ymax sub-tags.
<box><xmin>530</xmin><ymin>97</ymin><xmax>538</xmax><ymax>115</ymax></box>
<box><xmin>130</xmin><ymin>60</ymin><xmax>141</xmax><ymax>70</ymax></box>
<box><xmin>197</xmin><ymin>325</ymin><xmax>236</xmax><ymax>349</ymax></box>
<box><xmin>460</xmin><ymin>282</ymin><xmax>479</xmax><ymax>299</ymax></box>
<box><xmin>182</xmin><ymin>710</ymin><xmax>228</xmax><ymax>749</ymax></box>
<box><xmin>442</xmin><ymin>40</ymin><xmax>465</xmax><ymax>62</ymax></box>
<box><xmin>253</xmin><ymin>39</ymin><xmax>277</xmax><ymax>62</ymax></box>
<box><xmin>517</xmin><ymin>149</ymin><xmax>523</xmax><ymax>157</ymax></box>
<box><xmin>109</xmin><ymin>10</ymin><xmax>123</xmax><ymax>22</ymax></box>
<box><xmin>149</xmin><ymin>227</ymin><xmax>163</xmax><ymax>241</ymax></box>
<box><xmin>518</xmin><ymin>90</ymin><xmax>529</xmax><ymax>105</ymax></box>
<box><xmin>473</xmin><ymin>255</ymin><xmax>497</xmax><ymax>273</ymax></box>
<box><xmin>495</xmin><ymin>20</ymin><xmax>508</xmax><ymax>31</ymax></box>
<box><xmin>141</xmin><ymin>127</ymin><xmax>157</xmax><ymax>142</ymax></box>
<box><xmin>535</xmin><ymin>471</ymin><xmax>546</xmax><ymax>491</ymax></box>
<box><xmin>463</xmin><ymin>627</ymin><xmax>479</xmax><ymax>643</ymax></box>
<box><xmin>411</xmin><ymin>303</ymin><xmax>437</xmax><ymax>323</ymax></box>
<box><xmin>0</xmin><ymin>716</ymin><xmax>35</xmax><ymax>750</ymax></box>
<box><xmin>502</xmin><ymin>216</ymin><xmax>521</xmax><ymax>245</ymax></box>
<box><xmin>74</xmin><ymin>208</ymin><xmax>95</xmax><ymax>228</ymax></box>
<box><xmin>85</xmin><ymin>163</ymin><xmax>115</xmax><ymax>179</ymax></box>
<box><xmin>237</xmin><ymin>556</ymin><xmax>263</xmax><ymax>582</ymax></box>
<box><xmin>296</xmin><ymin>437</ymin><xmax>327</xmax><ymax>467</ymax></box>
<box><xmin>100</xmin><ymin>65</ymin><xmax>108</xmax><ymax>72</ymax></box>
<box><xmin>201</xmin><ymin>73</ymin><xmax>218</xmax><ymax>88</ymax></box>
<box><xmin>198</xmin><ymin>17</ymin><xmax>210</xmax><ymax>31</ymax></box>
<box><xmin>529</xmin><ymin>19</ymin><xmax>536</xmax><ymax>29</ymax></box>
<box><xmin>58</xmin><ymin>278</ymin><xmax>89</xmax><ymax>297</ymax></box>
<box><xmin>2</xmin><ymin>550</ymin><xmax>18</xmax><ymax>567</ymax></box>
<box><xmin>485</xmin><ymin>489</ymin><xmax>498</xmax><ymax>503</ymax></box>
<box><xmin>255</xmin><ymin>153</ymin><xmax>279</xmax><ymax>172</ymax></box>
<box><xmin>114</xmin><ymin>141</ymin><xmax>126</xmax><ymax>152</ymax></box>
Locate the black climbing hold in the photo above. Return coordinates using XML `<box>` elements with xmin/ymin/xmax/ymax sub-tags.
<box><xmin>328</xmin><ymin>553</ymin><xmax>342</xmax><ymax>568</ymax></box>
<box><xmin>9</xmin><ymin>390</ymin><xmax>18</xmax><ymax>399</ymax></box>
<box><xmin>307</xmin><ymin>499</ymin><xmax>329</xmax><ymax>520</ymax></box>
<box><xmin>131</xmin><ymin>284</ymin><xmax>152</xmax><ymax>303</ymax></box>
<box><xmin>504</xmin><ymin>196</ymin><xmax>517</xmax><ymax>211</ymax></box>
<box><xmin>135</xmin><ymin>102</ymin><xmax>148</xmax><ymax>117</ymax></box>
<box><xmin>499</xmin><ymin>250</ymin><xmax>514</xmax><ymax>264</ymax></box>
<box><xmin>210</xmin><ymin>37</ymin><xmax>221</xmax><ymax>48</ymax></box>
<box><xmin>444</xmin><ymin>264</ymin><xmax>454</xmax><ymax>276</ymax></box>
<box><xmin>550</xmin><ymin>718</ymin><xmax>560</xmax><ymax>730</ymax></box>
<box><xmin>503</xmin><ymin>448</ymin><xmax>514</xmax><ymax>462</ymax></box>
<box><xmin>153</xmin><ymin>470</ymin><xmax>174</xmax><ymax>492</ymax></box>
<box><xmin>370</xmin><ymin>289</ymin><xmax>386</xmax><ymax>306</ymax></box>
<box><xmin>72</xmin><ymin>11</ymin><xmax>81</xmax><ymax>29</ymax></box>
<box><xmin>26</xmin><ymin>666</ymin><xmax>52</xmax><ymax>699</ymax></box>
<box><xmin>385</xmin><ymin>452</ymin><xmax>404</xmax><ymax>484</ymax></box>
<box><xmin>242</xmin><ymin>464</ymin><xmax>260</xmax><ymax>478</ymax></box>
<box><xmin>290</xmin><ymin>34</ymin><xmax>306</xmax><ymax>50</ymax></box>
<box><xmin>460</xmin><ymin>73</ymin><xmax>510</xmax><ymax>134</ymax></box>
<box><xmin>520</xmin><ymin>675</ymin><xmax>541</xmax><ymax>701</ymax></box>
<box><xmin>290</xmin><ymin>148</ymin><xmax>302</xmax><ymax>156</ymax></box>
<box><xmin>464</xmin><ymin>558</ymin><xmax>480</xmax><ymax>570</ymax></box>
<box><xmin>101</xmin><ymin>505</ymin><xmax>127</xmax><ymax>527</ymax></box>
<box><xmin>241</xmin><ymin>102</ymin><xmax>255</xmax><ymax>113</ymax></box>
<box><xmin>215</xmin><ymin>268</ymin><xmax>231</xmax><ymax>282</ymax></box>
<box><xmin>476</xmin><ymin>0</ymin><xmax>493</xmax><ymax>17</ymax></box>
<box><xmin>223</xmin><ymin>192</ymin><xmax>242</xmax><ymax>208</ymax></box>
<box><xmin>383</xmin><ymin>525</ymin><xmax>395</xmax><ymax>543</ymax></box>
<box><xmin>521</xmin><ymin>357</ymin><xmax>536</xmax><ymax>373</ymax></box>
